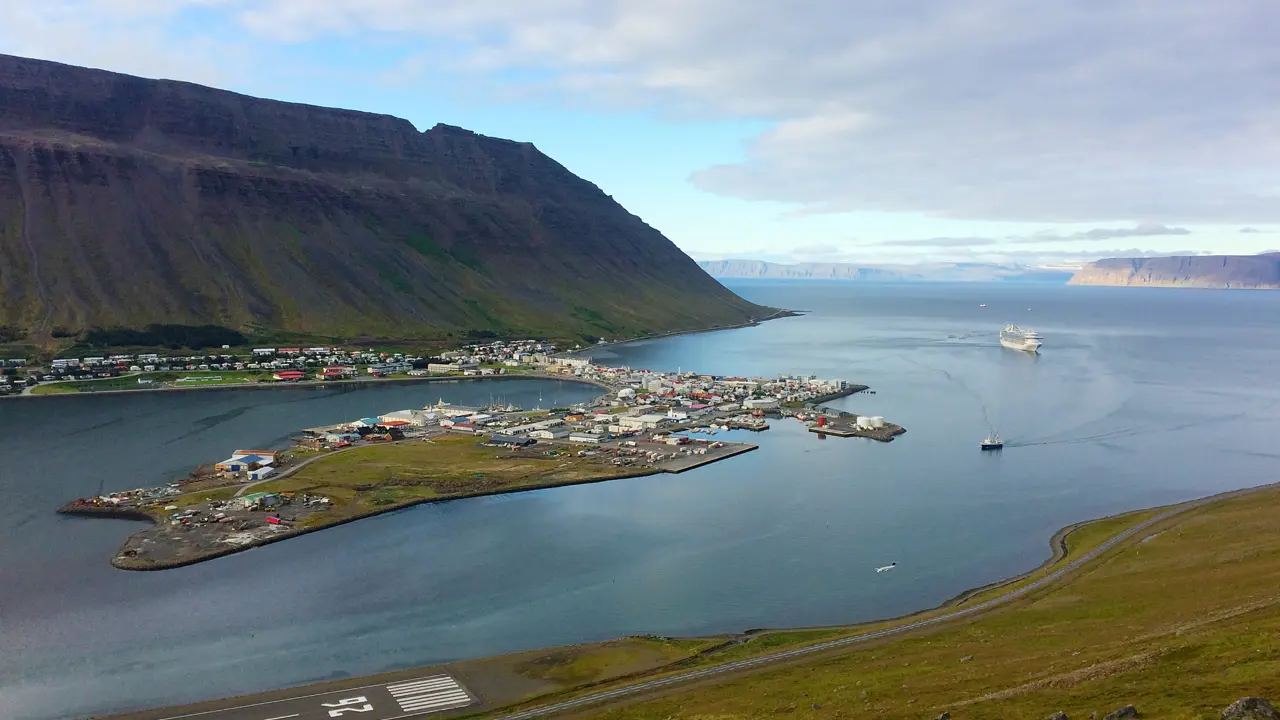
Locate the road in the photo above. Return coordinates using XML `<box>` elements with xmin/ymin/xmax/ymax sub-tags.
<box><xmin>153</xmin><ymin>675</ymin><xmax>475</xmax><ymax>720</ymax></box>
<box><xmin>489</xmin><ymin>487</ymin><xmax>1261</xmax><ymax>719</ymax></box>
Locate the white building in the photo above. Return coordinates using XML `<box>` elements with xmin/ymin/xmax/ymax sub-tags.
<box><xmin>568</xmin><ymin>433</ymin><xmax>602</xmax><ymax>444</ymax></box>
<box><xmin>743</xmin><ymin>397</ymin><xmax>780</xmax><ymax>410</ymax></box>
<box><xmin>528</xmin><ymin>429</ymin><xmax>570</xmax><ymax>440</ymax></box>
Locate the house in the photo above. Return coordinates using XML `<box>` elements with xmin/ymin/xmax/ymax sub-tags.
<box><xmin>247</xmin><ymin>466</ymin><xmax>276</xmax><ymax>481</ymax></box>
<box><xmin>319</xmin><ymin>366</ymin><xmax>354</xmax><ymax>380</ymax></box>
<box><xmin>273</xmin><ymin>370</ymin><xmax>307</xmax><ymax>382</ymax></box>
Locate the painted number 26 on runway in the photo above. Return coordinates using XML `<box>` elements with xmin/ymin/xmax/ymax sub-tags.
<box><xmin>322</xmin><ymin>696</ymin><xmax>374</xmax><ymax>717</ymax></box>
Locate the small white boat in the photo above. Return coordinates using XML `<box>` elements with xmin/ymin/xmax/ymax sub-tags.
<box><xmin>979</xmin><ymin>303</ymin><xmax>986</xmax><ymax>308</ymax></box>
<box><xmin>875</xmin><ymin>562</ymin><xmax>898</xmax><ymax>573</ymax></box>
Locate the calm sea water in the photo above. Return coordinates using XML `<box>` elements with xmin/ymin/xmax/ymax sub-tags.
<box><xmin>3</xmin><ymin>282</ymin><xmax>1279</xmax><ymax>720</ymax></box>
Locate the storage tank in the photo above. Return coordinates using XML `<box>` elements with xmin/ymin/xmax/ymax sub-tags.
<box><xmin>869</xmin><ymin>416</ymin><xmax>885</xmax><ymax>428</ymax></box>
<box><xmin>816</xmin><ymin>416</ymin><xmax>827</xmax><ymax>428</ymax></box>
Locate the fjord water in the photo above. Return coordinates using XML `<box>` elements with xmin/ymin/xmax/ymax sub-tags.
<box><xmin>4</xmin><ymin>283</ymin><xmax>1280</xmax><ymax>720</ymax></box>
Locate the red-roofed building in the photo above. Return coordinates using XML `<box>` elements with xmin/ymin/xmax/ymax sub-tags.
<box><xmin>273</xmin><ymin>370</ymin><xmax>306</xmax><ymax>381</ymax></box>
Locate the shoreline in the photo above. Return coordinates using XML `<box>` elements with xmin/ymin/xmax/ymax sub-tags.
<box><xmin>6</xmin><ymin>310</ymin><xmax>799</xmax><ymax>401</ymax></box>
<box><xmin>4</xmin><ymin>371</ymin><xmax>612</xmax><ymax>401</ymax></box>
<box><xmin>566</xmin><ymin>308</ymin><xmax>800</xmax><ymax>356</ymax></box>
<box><xmin>62</xmin><ymin>466</ymin><xmax>658</xmax><ymax>571</ymax></box>
<box><xmin>114</xmin><ymin>481</ymin><xmax>1278</xmax><ymax>720</ymax></box>
<box><xmin>64</xmin><ymin>442</ymin><xmax>759</xmax><ymax>572</ymax></box>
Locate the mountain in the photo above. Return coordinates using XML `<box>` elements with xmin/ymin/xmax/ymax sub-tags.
<box><xmin>0</xmin><ymin>54</ymin><xmax>769</xmax><ymax>346</ymax></box>
<box><xmin>1068</xmin><ymin>254</ymin><xmax>1280</xmax><ymax>289</ymax></box>
<box><xmin>698</xmin><ymin>259</ymin><xmax>1073</xmax><ymax>283</ymax></box>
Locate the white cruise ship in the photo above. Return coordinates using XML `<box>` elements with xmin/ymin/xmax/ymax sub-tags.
<box><xmin>1000</xmin><ymin>324</ymin><xmax>1043</xmax><ymax>353</ymax></box>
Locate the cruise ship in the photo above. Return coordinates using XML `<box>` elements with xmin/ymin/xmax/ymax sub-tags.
<box><xmin>1000</xmin><ymin>324</ymin><xmax>1043</xmax><ymax>353</ymax></box>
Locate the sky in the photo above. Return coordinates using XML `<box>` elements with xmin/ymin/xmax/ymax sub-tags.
<box><xmin>3</xmin><ymin>0</ymin><xmax>1279</xmax><ymax>267</ymax></box>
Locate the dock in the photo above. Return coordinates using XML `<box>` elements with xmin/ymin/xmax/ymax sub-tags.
<box><xmin>654</xmin><ymin>443</ymin><xmax>758</xmax><ymax>473</ymax></box>
<box><xmin>808</xmin><ymin>422</ymin><xmax>905</xmax><ymax>442</ymax></box>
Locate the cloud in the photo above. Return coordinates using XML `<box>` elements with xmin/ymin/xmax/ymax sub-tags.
<box><xmin>0</xmin><ymin>1</ymin><xmax>241</xmax><ymax>87</ymax></box>
<box><xmin>1240</xmin><ymin>227</ymin><xmax>1268</xmax><ymax>233</ymax></box>
<box><xmin>791</xmin><ymin>243</ymin><xmax>841</xmax><ymax>256</ymax></box>
<box><xmin>219</xmin><ymin>0</ymin><xmax>1280</xmax><ymax>223</ymax></box>
<box><xmin>1050</xmin><ymin>223</ymin><xmax>1191</xmax><ymax>241</ymax></box>
<box><xmin>875</xmin><ymin>237</ymin><xmax>999</xmax><ymax>248</ymax></box>
<box><xmin>7</xmin><ymin>2</ymin><xmax>1280</xmax><ymax>225</ymax></box>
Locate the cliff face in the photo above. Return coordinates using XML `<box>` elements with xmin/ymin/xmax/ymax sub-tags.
<box><xmin>1068</xmin><ymin>254</ymin><xmax>1280</xmax><ymax>289</ymax></box>
<box><xmin>0</xmin><ymin>53</ymin><xmax>768</xmax><ymax>342</ymax></box>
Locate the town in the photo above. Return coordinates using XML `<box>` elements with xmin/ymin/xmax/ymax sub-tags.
<box><xmin>0</xmin><ymin>339</ymin><xmax>567</xmax><ymax>394</ymax></box>
<box><xmin>57</xmin><ymin>344</ymin><xmax>902</xmax><ymax>570</ymax></box>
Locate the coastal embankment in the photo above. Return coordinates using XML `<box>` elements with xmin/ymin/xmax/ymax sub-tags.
<box><xmin>65</xmin><ymin>434</ymin><xmax>758</xmax><ymax>572</ymax></box>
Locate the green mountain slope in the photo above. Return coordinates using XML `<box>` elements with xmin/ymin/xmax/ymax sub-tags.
<box><xmin>0</xmin><ymin>54</ymin><xmax>770</xmax><ymax>344</ymax></box>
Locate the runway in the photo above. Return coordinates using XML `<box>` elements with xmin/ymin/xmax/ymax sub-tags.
<box><xmin>153</xmin><ymin>675</ymin><xmax>473</xmax><ymax>720</ymax></box>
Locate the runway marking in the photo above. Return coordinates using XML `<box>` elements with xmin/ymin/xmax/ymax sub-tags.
<box><xmin>385</xmin><ymin>675</ymin><xmax>472</xmax><ymax>715</ymax></box>
<box><xmin>262</xmin><ymin>715</ymin><xmax>300</xmax><ymax>720</ymax></box>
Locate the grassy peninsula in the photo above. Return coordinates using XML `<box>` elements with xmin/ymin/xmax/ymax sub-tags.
<box><xmin>97</xmin><ymin>436</ymin><xmax>659</xmax><ymax>570</ymax></box>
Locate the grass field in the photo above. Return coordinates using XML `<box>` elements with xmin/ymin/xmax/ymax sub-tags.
<box><xmin>527</xmin><ymin>486</ymin><xmax>1280</xmax><ymax>720</ymax></box>
<box><xmin>30</xmin><ymin>370</ymin><xmax>272</xmax><ymax>394</ymax></box>
<box><xmin>249</xmin><ymin>434</ymin><xmax>650</xmax><ymax>518</ymax></box>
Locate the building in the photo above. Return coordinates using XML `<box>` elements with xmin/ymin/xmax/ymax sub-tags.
<box><xmin>319</xmin><ymin>366</ymin><xmax>355</xmax><ymax>380</ymax></box>
<box><xmin>240</xmin><ymin>492</ymin><xmax>282</xmax><ymax>509</ymax></box>
<box><xmin>247</xmin><ymin>466</ymin><xmax>276</xmax><ymax>481</ymax></box>
<box><xmin>568</xmin><ymin>433</ymin><xmax>603</xmax><ymax>444</ymax></box>
<box><xmin>215</xmin><ymin>454</ymin><xmax>267</xmax><ymax>472</ymax></box>
<box><xmin>504</xmin><ymin>418</ymin><xmax>566</xmax><ymax>435</ymax></box>
<box><xmin>490</xmin><ymin>434</ymin><xmax>535</xmax><ymax>447</ymax></box>
<box><xmin>617</xmin><ymin>413</ymin><xmax>668</xmax><ymax>431</ymax></box>
<box><xmin>233</xmin><ymin>450</ymin><xmax>280</xmax><ymax>463</ymax></box>
<box><xmin>273</xmin><ymin>370</ymin><xmax>307</xmax><ymax>382</ymax></box>
<box><xmin>743</xmin><ymin>397</ymin><xmax>780</xmax><ymax>410</ymax></box>
<box><xmin>528</xmin><ymin>429</ymin><xmax>570</xmax><ymax>440</ymax></box>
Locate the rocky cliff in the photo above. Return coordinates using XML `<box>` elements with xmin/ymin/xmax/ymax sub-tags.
<box><xmin>1068</xmin><ymin>254</ymin><xmax>1280</xmax><ymax>289</ymax></box>
<box><xmin>0</xmin><ymin>53</ymin><xmax>768</xmax><ymax>343</ymax></box>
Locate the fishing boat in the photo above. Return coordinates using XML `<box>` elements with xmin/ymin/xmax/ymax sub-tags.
<box><xmin>981</xmin><ymin>433</ymin><xmax>1003</xmax><ymax>450</ymax></box>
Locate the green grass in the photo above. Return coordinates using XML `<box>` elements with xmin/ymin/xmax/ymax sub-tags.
<box><xmin>531</xmin><ymin>489</ymin><xmax>1280</xmax><ymax>720</ymax></box>
<box><xmin>31</xmin><ymin>370</ymin><xmax>271</xmax><ymax>394</ymax></box>
<box><xmin>246</xmin><ymin>435</ymin><xmax>648</xmax><ymax>520</ymax></box>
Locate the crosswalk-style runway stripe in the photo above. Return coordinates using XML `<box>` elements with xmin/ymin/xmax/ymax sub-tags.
<box><xmin>387</xmin><ymin>677</ymin><xmax>452</xmax><ymax>692</ymax></box>
<box><xmin>386</xmin><ymin>676</ymin><xmax>458</xmax><ymax>691</ymax></box>
<box><xmin>384</xmin><ymin>675</ymin><xmax>473</xmax><ymax>714</ymax></box>
<box><xmin>398</xmin><ymin>693</ymin><xmax>470</xmax><ymax>711</ymax></box>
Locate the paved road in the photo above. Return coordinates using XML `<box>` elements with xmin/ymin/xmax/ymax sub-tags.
<box><xmin>155</xmin><ymin>675</ymin><xmax>474</xmax><ymax>720</ymax></box>
<box><xmin>491</xmin><ymin>489</ymin><xmax>1255</xmax><ymax>719</ymax></box>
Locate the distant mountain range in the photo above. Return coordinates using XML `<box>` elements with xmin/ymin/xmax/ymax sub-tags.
<box><xmin>0</xmin><ymin>53</ymin><xmax>768</xmax><ymax>346</ymax></box>
<box><xmin>697</xmin><ymin>259</ymin><xmax>1074</xmax><ymax>283</ymax></box>
<box><xmin>1069</xmin><ymin>253</ymin><xmax>1280</xmax><ymax>289</ymax></box>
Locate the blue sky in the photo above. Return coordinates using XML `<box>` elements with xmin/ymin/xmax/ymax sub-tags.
<box><xmin>4</xmin><ymin>0</ymin><xmax>1278</xmax><ymax>266</ymax></box>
